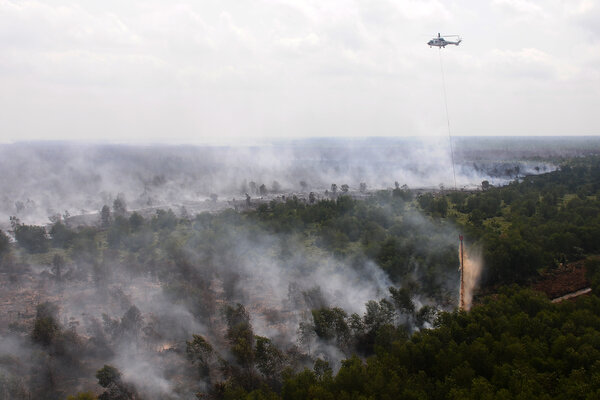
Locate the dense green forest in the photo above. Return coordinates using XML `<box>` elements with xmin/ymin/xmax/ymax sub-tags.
<box><xmin>0</xmin><ymin>156</ymin><xmax>599</xmax><ymax>399</ymax></box>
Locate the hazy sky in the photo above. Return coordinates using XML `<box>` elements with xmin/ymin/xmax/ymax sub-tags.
<box><xmin>1</xmin><ymin>0</ymin><xmax>599</xmax><ymax>143</ymax></box>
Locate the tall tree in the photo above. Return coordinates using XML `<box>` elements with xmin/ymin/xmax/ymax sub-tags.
<box><xmin>13</xmin><ymin>223</ymin><xmax>48</xmax><ymax>253</ymax></box>
<box><xmin>186</xmin><ymin>334</ymin><xmax>215</xmax><ymax>380</ymax></box>
<box><xmin>0</xmin><ymin>229</ymin><xmax>10</xmax><ymax>258</ymax></box>
<box><xmin>100</xmin><ymin>205</ymin><xmax>111</xmax><ymax>227</ymax></box>
<box><xmin>112</xmin><ymin>194</ymin><xmax>127</xmax><ymax>217</ymax></box>
<box><xmin>95</xmin><ymin>365</ymin><xmax>137</xmax><ymax>400</ymax></box>
<box><xmin>224</xmin><ymin>304</ymin><xmax>255</xmax><ymax>368</ymax></box>
<box><xmin>52</xmin><ymin>254</ymin><xmax>65</xmax><ymax>282</ymax></box>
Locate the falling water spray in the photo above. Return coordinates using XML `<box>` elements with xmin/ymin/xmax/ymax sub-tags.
<box><xmin>459</xmin><ymin>235</ymin><xmax>465</xmax><ymax>310</ymax></box>
<box><xmin>458</xmin><ymin>236</ymin><xmax>482</xmax><ymax>311</ymax></box>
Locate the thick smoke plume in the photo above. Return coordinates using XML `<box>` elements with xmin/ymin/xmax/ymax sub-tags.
<box><xmin>0</xmin><ymin>138</ymin><xmax>560</xmax><ymax>227</ymax></box>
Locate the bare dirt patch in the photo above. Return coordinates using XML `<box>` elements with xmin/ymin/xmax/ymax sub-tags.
<box><xmin>533</xmin><ymin>260</ymin><xmax>590</xmax><ymax>300</ymax></box>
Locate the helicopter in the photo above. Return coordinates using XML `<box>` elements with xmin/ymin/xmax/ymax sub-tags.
<box><xmin>428</xmin><ymin>33</ymin><xmax>462</xmax><ymax>48</ymax></box>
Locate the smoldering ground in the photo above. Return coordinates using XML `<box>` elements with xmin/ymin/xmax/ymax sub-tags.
<box><xmin>0</xmin><ymin>270</ymin><xmax>210</xmax><ymax>398</ymax></box>
<box><xmin>0</xmin><ymin>196</ymin><xmax>465</xmax><ymax>398</ymax></box>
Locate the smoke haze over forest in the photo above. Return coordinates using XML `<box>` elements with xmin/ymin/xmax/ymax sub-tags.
<box><xmin>3</xmin><ymin>136</ymin><xmax>596</xmax><ymax>227</ymax></box>
<box><xmin>0</xmin><ymin>138</ymin><xmax>599</xmax><ymax>399</ymax></box>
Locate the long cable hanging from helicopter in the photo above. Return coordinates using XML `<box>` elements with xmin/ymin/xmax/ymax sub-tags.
<box><xmin>439</xmin><ymin>47</ymin><xmax>457</xmax><ymax>192</ymax></box>
<box><xmin>428</xmin><ymin>32</ymin><xmax>465</xmax><ymax>310</ymax></box>
<box><xmin>428</xmin><ymin>32</ymin><xmax>462</xmax><ymax>191</ymax></box>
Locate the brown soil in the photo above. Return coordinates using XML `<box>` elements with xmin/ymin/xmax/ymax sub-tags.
<box><xmin>533</xmin><ymin>260</ymin><xmax>590</xmax><ymax>299</ymax></box>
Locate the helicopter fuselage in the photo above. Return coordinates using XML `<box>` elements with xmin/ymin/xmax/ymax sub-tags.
<box><xmin>427</xmin><ymin>38</ymin><xmax>461</xmax><ymax>48</ymax></box>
